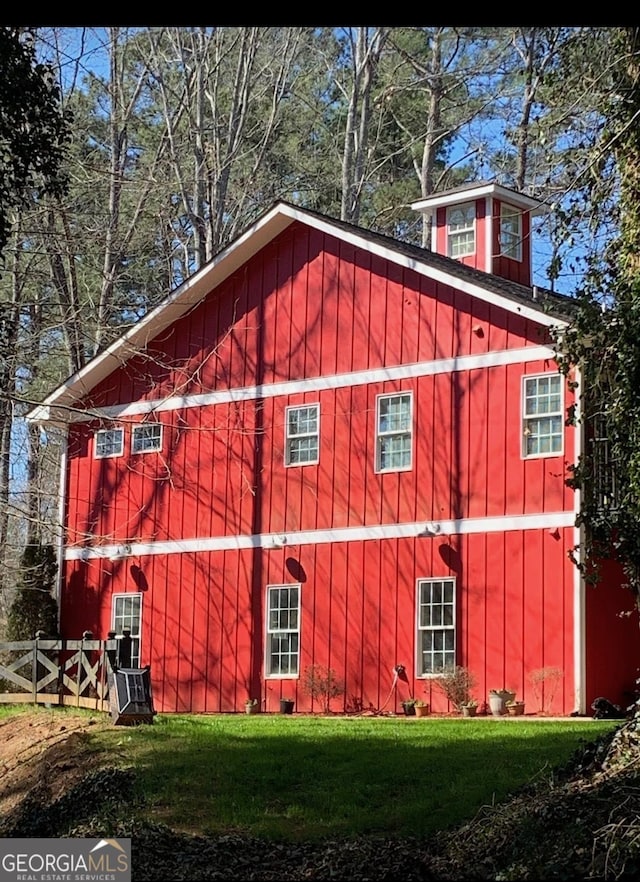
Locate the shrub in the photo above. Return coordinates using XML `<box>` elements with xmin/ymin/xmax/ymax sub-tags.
<box><xmin>529</xmin><ymin>666</ymin><xmax>563</xmax><ymax>714</ymax></box>
<box><xmin>432</xmin><ymin>665</ymin><xmax>477</xmax><ymax>711</ymax></box>
<box><xmin>302</xmin><ymin>664</ymin><xmax>345</xmax><ymax>713</ymax></box>
<box><xmin>6</xmin><ymin>544</ymin><xmax>58</xmax><ymax>640</ymax></box>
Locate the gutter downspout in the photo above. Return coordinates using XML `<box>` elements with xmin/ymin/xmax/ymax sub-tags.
<box><xmin>54</xmin><ymin>426</ymin><xmax>69</xmax><ymax>634</ymax></box>
<box><xmin>572</xmin><ymin>363</ymin><xmax>586</xmax><ymax>714</ymax></box>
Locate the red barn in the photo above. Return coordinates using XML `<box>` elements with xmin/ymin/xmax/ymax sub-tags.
<box><xmin>28</xmin><ymin>182</ymin><xmax>640</xmax><ymax>715</ymax></box>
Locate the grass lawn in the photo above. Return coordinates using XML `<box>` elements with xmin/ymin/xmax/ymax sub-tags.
<box><xmin>80</xmin><ymin>712</ymin><xmax>618</xmax><ymax>841</ymax></box>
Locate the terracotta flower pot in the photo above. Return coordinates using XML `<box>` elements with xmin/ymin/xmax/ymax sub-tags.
<box><xmin>507</xmin><ymin>702</ymin><xmax>525</xmax><ymax>716</ymax></box>
<box><xmin>414</xmin><ymin>704</ymin><xmax>430</xmax><ymax>717</ymax></box>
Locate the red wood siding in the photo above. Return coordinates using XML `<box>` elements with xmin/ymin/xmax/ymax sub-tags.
<box><xmin>61</xmin><ymin>525</ymin><xmax>580</xmax><ymax>714</ymax></box>
<box><xmin>58</xmin><ymin>219</ymin><xmax>639</xmax><ymax>715</ymax></box>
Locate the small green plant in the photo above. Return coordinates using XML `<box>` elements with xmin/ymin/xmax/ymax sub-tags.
<box><xmin>414</xmin><ymin>699</ymin><xmax>428</xmax><ymax>707</ymax></box>
<box><xmin>302</xmin><ymin>664</ymin><xmax>345</xmax><ymax>713</ymax></box>
<box><xmin>245</xmin><ymin>698</ymin><xmax>258</xmax><ymax>706</ymax></box>
<box><xmin>432</xmin><ymin>665</ymin><xmax>477</xmax><ymax>711</ymax></box>
<box><xmin>461</xmin><ymin>699</ymin><xmax>478</xmax><ymax>708</ymax></box>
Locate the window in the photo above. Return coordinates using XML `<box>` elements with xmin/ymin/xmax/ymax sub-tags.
<box><xmin>500</xmin><ymin>203</ymin><xmax>522</xmax><ymax>260</ymax></box>
<box><xmin>266</xmin><ymin>584</ymin><xmax>300</xmax><ymax>676</ymax></box>
<box><xmin>112</xmin><ymin>593</ymin><xmax>142</xmax><ymax>667</ymax></box>
<box><xmin>94</xmin><ymin>427</ymin><xmax>124</xmax><ymax>459</ymax></box>
<box><xmin>285</xmin><ymin>404</ymin><xmax>319</xmax><ymax>466</ymax></box>
<box><xmin>447</xmin><ymin>203</ymin><xmax>475</xmax><ymax>258</ymax></box>
<box><xmin>376</xmin><ymin>392</ymin><xmax>412</xmax><ymax>472</ymax></box>
<box><xmin>523</xmin><ymin>373</ymin><xmax>563</xmax><ymax>457</ymax></box>
<box><xmin>132</xmin><ymin>423</ymin><xmax>163</xmax><ymax>454</ymax></box>
<box><xmin>417</xmin><ymin>578</ymin><xmax>455</xmax><ymax>675</ymax></box>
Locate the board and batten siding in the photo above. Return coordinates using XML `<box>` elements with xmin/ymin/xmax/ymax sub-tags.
<box><xmin>59</xmin><ymin>220</ymin><xmax>595</xmax><ymax>714</ymax></box>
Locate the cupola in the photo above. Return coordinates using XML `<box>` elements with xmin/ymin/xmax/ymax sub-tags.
<box><xmin>411</xmin><ymin>182</ymin><xmax>548</xmax><ymax>287</ymax></box>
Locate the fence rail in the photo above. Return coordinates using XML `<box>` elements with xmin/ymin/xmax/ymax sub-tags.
<box><xmin>0</xmin><ymin>632</ymin><xmax>122</xmax><ymax>712</ymax></box>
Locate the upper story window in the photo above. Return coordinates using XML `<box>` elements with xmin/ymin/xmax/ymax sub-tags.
<box><xmin>417</xmin><ymin>578</ymin><xmax>456</xmax><ymax>675</ymax></box>
<box><xmin>285</xmin><ymin>404</ymin><xmax>319</xmax><ymax>466</ymax></box>
<box><xmin>500</xmin><ymin>203</ymin><xmax>522</xmax><ymax>261</ymax></box>
<box><xmin>376</xmin><ymin>392</ymin><xmax>412</xmax><ymax>473</ymax></box>
<box><xmin>132</xmin><ymin>423</ymin><xmax>163</xmax><ymax>454</ymax></box>
<box><xmin>94</xmin><ymin>427</ymin><xmax>124</xmax><ymax>459</ymax></box>
<box><xmin>522</xmin><ymin>373</ymin><xmax>563</xmax><ymax>458</ymax></box>
<box><xmin>447</xmin><ymin>203</ymin><xmax>476</xmax><ymax>258</ymax></box>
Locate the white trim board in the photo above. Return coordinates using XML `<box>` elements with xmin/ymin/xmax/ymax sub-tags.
<box><xmin>51</xmin><ymin>344</ymin><xmax>557</xmax><ymax>424</ymax></box>
<box><xmin>65</xmin><ymin>510</ymin><xmax>576</xmax><ymax>561</ymax></box>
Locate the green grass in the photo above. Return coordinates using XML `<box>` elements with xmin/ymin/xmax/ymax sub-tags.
<box><xmin>84</xmin><ymin>713</ymin><xmax>618</xmax><ymax>841</ymax></box>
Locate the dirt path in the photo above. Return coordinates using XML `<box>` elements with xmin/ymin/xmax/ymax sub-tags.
<box><xmin>0</xmin><ymin>707</ymin><xmax>112</xmax><ymax>818</ymax></box>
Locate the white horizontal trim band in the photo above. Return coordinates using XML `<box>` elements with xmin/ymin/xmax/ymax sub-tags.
<box><xmin>72</xmin><ymin>344</ymin><xmax>556</xmax><ymax>422</ymax></box>
<box><xmin>65</xmin><ymin>510</ymin><xmax>575</xmax><ymax>561</ymax></box>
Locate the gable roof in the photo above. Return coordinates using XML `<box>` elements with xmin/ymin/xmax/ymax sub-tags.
<box><xmin>410</xmin><ymin>180</ymin><xmax>550</xmax><ymax>216</ymax></box>
<box><xmin>27</xmin><ymin>201</ymin><xmax>574</xmax><ymax>424</ymax></box>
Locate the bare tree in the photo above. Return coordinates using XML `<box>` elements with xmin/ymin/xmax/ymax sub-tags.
<box><xmin>144</xmin><ymin>27</ymin><xmax>306</xmax><ymax>272</ymax></box>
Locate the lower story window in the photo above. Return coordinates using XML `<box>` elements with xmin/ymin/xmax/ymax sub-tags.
<box><xmin>266</xmin><ymin>584</ymin><xmax>300</xmax><ymax>676</ymax></box>
<box><xmin>112</xmin><ymin>593</ymin><xmax>142</xmax><ymax>667</ymax></box>
<box><xmin>417</xmin><ymin>578</ymin><xmax>455</xmax><ymax>674</ymax></box>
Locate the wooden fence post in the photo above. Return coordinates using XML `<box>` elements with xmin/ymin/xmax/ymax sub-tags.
<box><xmin>78</xmin><ymin>631</ymin><xmax>92</xmax><ymax>706</ymax></box>
<box><xmin>32</xmin><ymin>632</ymin><xmax>41</xmax><ymax>704</ymax></box>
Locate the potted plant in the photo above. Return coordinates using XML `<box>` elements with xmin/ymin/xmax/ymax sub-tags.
<box><xmin>506</xmin><ymin>699</ymin><xmax>525</xmax><ymax>716</ymax></box>
<box><xmin>414</xmin><ymin>699</ymin><xmax>430</xmax><ymax>717</ymax></box>
<box><xmin>401</xmin><ymin>698</ymin><xmax>417</xmax><ymax>716</ymax></box>
<box><xmin>245</xmin><ymin>698</ymin><xmax>259</xmax><ymax>714</ymax></box>
<box><xmin>489</xmin><ymin>689</ymin><xmax>516</xmax><ymax>716</ymax></box>
<box><xmin>279</xmin><ymin>697</ymin><xmax>295</xmax><ymax>714</ymax></box>
<box><xmin>461</xmin><ymin>699</ymin><xmax>478</xmax><ymax>718</ymax></box>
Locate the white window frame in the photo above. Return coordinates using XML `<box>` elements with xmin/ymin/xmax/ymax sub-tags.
<box><xmin>500</xmin><ymin>203</ymin><xmax>523</xmax><ymax>261</ymax></box>
<box><xmin>112</xmin><ymin>592</ymin><xmax>142</xmax><ymax>668</ymax></box>
<box><xmin>132</xmin><ymin>422</ymin><xmax>163</xmax><ymax>455</ymax></box>
<box><xmin>416</xmin><ymin>578</ymin><xmax>456</xmax><ymax>677</ymax></box>
<box><xmin>265</xmin><ymin>583</ymin><xmax>301</xmax><ymax>678</ymax></box>
<box><xmin>522</xmin><ymin>372</ymin><xmax>564</xmax><ymax>459</ymax></box>
<box><xmin>375</xmin><ymin>391</ymin><xmax>413</xmax><ymax>473</ymax></box>
<box><xmin>94</xmin><ymin>427</ymin><xmax>124</xmax><ymax>459</ymax></box>
<box><xmin>285</xmin><ymin>403</ymin><xmax>320</xmax><ymax>467</ymax></box>
<box><xmin>447</xmin><ymin>203</ymin><xmax>476</xmax><ymax>258</ymax></box>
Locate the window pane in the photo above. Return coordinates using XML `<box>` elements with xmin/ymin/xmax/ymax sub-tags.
<box><xmin>113</xmin><ymin>594</ymin><xmax>141</xmax><ymax>666</ymax></box>
<box><xmin>377</xmin><ymin>394</ymin><xmax>412</xmax><ymax>472</ymax></box>
<box><xmin>523</xmin><ymin>374</ymin><xmax>563</xmax><ymax>458</ymax></box>
<box><xmin>286</xmin><ymin>405</ymin><xmax>319</xmax><ymax>465</ymax></box>
<box><xmin>95</xmin><ymin>428</ymin><xmax>123</xmax><ymax>458</ymax></box>
<box><xmin>267</xmin><ymin>585</ymin><xmax>300</xmax><ymax>675</ymax></box>
<box><xmin>133</xmin><ymin>424</ymin><xmax>162</xmax><ymax>453</ymax></box>
<box><xmin>417</xmin><ymin>578</ymin><xmax>455</xmax><ymax>676</ymax></box>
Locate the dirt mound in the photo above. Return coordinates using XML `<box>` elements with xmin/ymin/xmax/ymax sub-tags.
<box><xmin>0</xmin><ymin>709</ymin><xmax>112</xmax><ymax>818</ymax></box>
